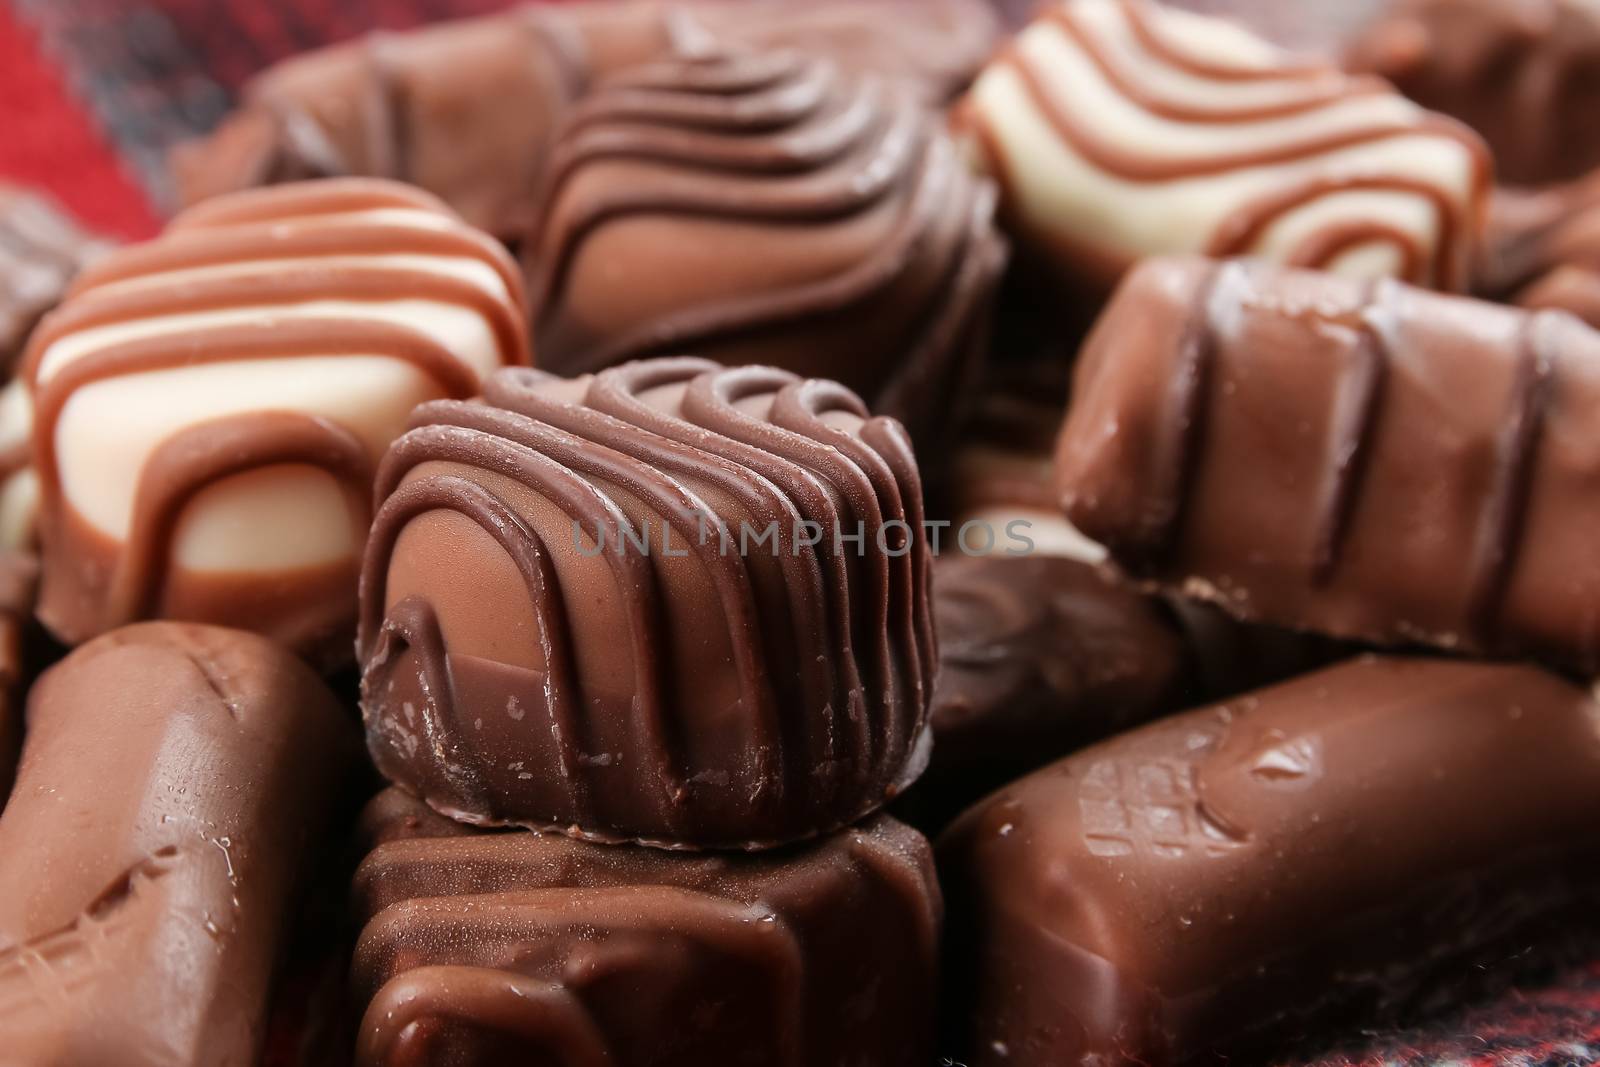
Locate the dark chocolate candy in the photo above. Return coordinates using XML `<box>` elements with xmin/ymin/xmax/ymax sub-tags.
<box><xmin>1482</xmin><ymin>172</ymin><xmax>1600</xmax><ymax>329</ymax></box>
<box><xmin>359</xmin><ymin>358</ymin><xmax>935</xmax><ymax>849</ymax></box>
<box><xmin>1347</xmin><ymin>0</ymin><xmax>1600</xmax><ymax>186</ymax></box>
<box><xmin>351</xmin><ymin>788</ymin><xmax>942</xmax><ymax>1067</ymax></box>
<box><xmin>175</xmin><ymin>0</ymin><xmax>1000</xmax><ymax>239</ymax></box>
<box><xmin>525</xmin><ymin>48</ymin><xmax>1004</xmax><ymax>456</ymax></box>
<box><xmin>0</xmin><ymin>622</ymin><xmax>357</xmax><ymax>1065</ymax></box>
<box><xmin>939</xmin><ymin>655</ymin><xmax>1600</xmax><ymax>1066</ymax></box>
<box><xmin>1056</xmin><ymin>255</ymin><xmax>1600</xmax><ymax>670</ymax></box>
<box><xmin>0</xmin><ymin>550</ymin><xmax>37</xmax><ymax>806</ymax></box>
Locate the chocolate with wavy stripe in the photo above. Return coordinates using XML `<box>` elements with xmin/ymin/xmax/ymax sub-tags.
<box><xmin>359</xmin><ymin>357</ymin><xmax>934</xmax><ymax>849</ymax></box>
<box><xmin>22</xmin><ymin>178</ymin><xmax>526</xmax><ymax>667</ymax></box>
<box><xmin>957</xmin><ymin>0</ymin><xmax>1489</xmax><ymax>294</ymax></box>
<box><xmin>524</xmin><ymin>49</ymin><xmax>1004</xmax><ymax>458</ymax></box>
<box><xmin>1055</xmin><ymin>255</ymin><xmax>1600</xmax><ymax>670</ymax></box>
<box><xmin>348</xmin><ymin>788</ymin><xmax>940</xmax><ymax>1067</ymax></box>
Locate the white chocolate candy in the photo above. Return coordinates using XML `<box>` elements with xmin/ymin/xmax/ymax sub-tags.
<box><xmin>957</xmin><ymin>0</ymin><xmax>1490</xmax><ymax>291</ymax></box>
<box><xmin>21</xmin><ymin>178</ymin><xmax>527</xmax><ymax>663</ymax></box>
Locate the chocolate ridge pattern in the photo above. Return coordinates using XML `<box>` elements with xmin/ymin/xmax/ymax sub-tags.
<box><xmin>525</xmin><ymin>48</ymin><xmax>1004</xmax><ymax>453</ymax></box>
<box><xmin>1055</xmin><ymin>256</ymin><xmax>1600</xmax><ymax>668</ymax></box>
<box><xmin>359</xmin><ymin>357</ymin><xmax>933</xmax><ymax>848</ymax></box>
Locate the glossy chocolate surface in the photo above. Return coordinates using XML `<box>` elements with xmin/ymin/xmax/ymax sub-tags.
<box><xmin>1347</xmin><ymin>0</ymin><xmax>1600</xmax><ymax>186</ymax></box>
<box><xmin>0</xmin><ymin>622</ymin><xmax>356</xmax><ymax>1066</ymax></box>
<box><xmin>360</xmin><ymin>358</ymin><xmax>934</xmax><ymax>848</ymax></box>
<box><xmin>526</xmin><ymin>49</ymin><xmax>1004</xmax><ymax>455</ymax></box>
<box><xmin>1057</xmin><ymin>255</ymin><xmax>1600</xmax><ymax>670</ymax></box>
<box><xmin>352</xmin><ymin>788</ymin><xmax>941</xmax><ymax>1067</ymax></box>
<box><xmin>175</xmin><ymin>0</ymin><xmax>999</xmax><ymax>238</ymax></box>
<box><xmin>940</xmin><ymin>655</ymin><xmax>1600</xmax><ymax>1066</ymax></box>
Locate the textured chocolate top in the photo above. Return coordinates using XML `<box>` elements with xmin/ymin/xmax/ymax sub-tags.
<box><xmin>957</xmin><ymin>0</ymin><xmax>1489</xmax><ymax>293</ymax></box>
<box><xmin>23</xmin><ymin>178</ymin><xmax>526</xmax><ymax>665</ymax></box>
<box><xmin>351</xmin><ymin>788</ymin><xmax>941</xmax><ymax>1067</ymax></box>
<box><xmin>175</xmin><ymin>0</ymin><xmax>1000</xmax><ymax>238</ymax></box>
<box><xmin>360</xmin><ymin>357</ymin><xmax>934</xmax><ymax>848</ymax></box>
<box><xmin>1056</xmin><ymin>255</ymin><xmax>1600</xmax><ymax>670</ymax></box>
<box><xmin>1346</xmin><ymin>0</ymin><xmax>1600</xmax><ymax>186</ymax></box>
<box><xmin>0</xmin><ymin>622</ymin><xmax>356</xmax><ymax>1066</ymax></box>
<box><xmin>940</xmin><ymin>655</ymin><xmax>1600</xmax><ymax>1066</ymax></box>
<box><xmin>525</xmin><ymin>48</ymin><xmax>1004</xmax><ymax>455</ymax></box>
<box><xmin>0</xmin><ymin>551</ymin><xmax>37</xmax><ymax>807</ymax></box>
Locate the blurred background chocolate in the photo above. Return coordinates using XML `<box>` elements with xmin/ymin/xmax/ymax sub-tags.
<box><xmin>360</xmin><ymin>358</ymin><xmax>934</xmax><ymax>848</ymax></box>
<box><xmin>524</xmin><ymin>49</ymin><xmax>1004</xmax><ymax>457</ymax></box>
<box><xmin>0</xmin><ymin>185</ymin><xmax>110</xmax><ymax>553</ymax></box>
<box><xmin>940</xmin><ymin>655</ymin><xmax>1600</xmax><ymax>1067</ymax></box>
<box><xmin>174</xmin><ymin>0</ymin><xmax>999</xmax><ymax>240</ymax></box>
<box><xmin>1346</xmin><ymin>0</ymin><xmax>1600</xmax><ymax>187</ymax></box>
<box><xmin>21</xmin><ymin>178</ymin><xmax>526</xmax><ymax>667</ymax></box>
<box><xmin>1057</xmin><ymin>256</ymin><xmax>1600</xmax><ymax>671</ymax></box>
<box><xmin>0</xmin><ymin>552</ymin><xmax>36</xmax><ymax>807</ymax></box>
<box><xmin>1481</xmin><ymin>172</ymin><xmax>1600</xmax><ymax>328</ymax></box>
<box><xmin>352</xmin><ymin>788</ymin><xmax>941</xmax><ymax>1067</ymax></box>
<box><xmin>0</xmin><ymin>622</ymin><xmax>357</xmax><ymax>1066</ymax></box>
<box><xmin>955</xmin><ymin>0</ymin><xmax>1490</xmax><ymax>299</ymax></box>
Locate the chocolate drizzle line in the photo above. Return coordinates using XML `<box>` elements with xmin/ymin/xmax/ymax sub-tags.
<box><xmin>526</xmin><ymin>49</ymin><xmax>1003</xmax><ymax>446</ymax></box>
<box><xmin>966</xmin><ymin>0</ymin><xmax>1489</xmax><ymax>289</ymax></box>
<box><xmin>23</xmin><ymin>178</ymin><xmax>527</xmax><ymax>660</ymax></box>
<box><xmin>359</xmin><ymin>358</ymin><xmax>933</xmax><ymax>847</ymax></box>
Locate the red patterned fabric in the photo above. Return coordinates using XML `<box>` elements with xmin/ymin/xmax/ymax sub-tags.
<box><xmin>2</xmin><ymin>2</ymin><xmax>1599</xmax><ymax>1064</ymax></box>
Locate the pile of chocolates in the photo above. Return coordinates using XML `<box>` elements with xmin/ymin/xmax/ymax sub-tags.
<box><xmin>4</xmin><ymin>1</ymin><xmax>1600</xmax><ymax>1065</ymax></box>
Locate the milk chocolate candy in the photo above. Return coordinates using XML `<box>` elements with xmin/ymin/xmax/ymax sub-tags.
<box><xmin>359</xmin><ymin>358</ymin><xmax>934</xmax><ymax>848</ymax></box>
<box><xmin>0</xmin><ymin>186</ymin><xmax>110</xmax><ymax>551</ymax></box>
<box><xmin>1483</xmin><ymin>172</ymin><xmax>1600</xmax><ymax>329</ymax></box>
<box><xmin>21</xmin><ymin>178</ymin><xmax>527</xmax><ymax>667</ymax></box>
<box><xmin>1347</xmin><ymin>0</ymin><xmax>1600</xmax><ymax>186</ymax></box>
<box><xmin>0</xmin><ymin>551</ymin><xmax>37</xmax><ymax>805</ymax></box>
<box><xmin>175</xmin><ymin>0</ymin><xmax>1000</xmax><ymax>239</ymax></box>
<box><xmin>956</xmin><ymin>0</ymin><xmax>1490</xmax><ymax>296</ymax></box>
<box><xmin>940</xmin><ymin>655</ymin><xmax>1600</xmax><ymax>1067</ymax></box>
<box><xmin>352</xmin><ymin>788</ymin><xmax>941</xmax><ymax>1067</ymax></box>
<box><xmin>0</xmin><ymin>622</ymin><xmax>357</xmax><ymax>1066</ymax></box>
<box><xmin>525</xmin><ymin>49</ymin><xmax>1005</xmax><ymax>455</ymax></box>
<box><xmin>1056</xmin><ymin>255</ymin><xmax>1600</xmax><ymax>669</ymax></box>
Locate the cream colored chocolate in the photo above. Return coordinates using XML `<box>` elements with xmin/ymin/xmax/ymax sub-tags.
<box><xmin>0</xmin><ymin>622</ymin><xmax>356</xmax><ymax>1066</ymax></box>
<box><xmin>956</xmin><ymin>0</ymin><xmax>1490</xmax><ymax>293</ymax></box>
<box><xmin>22</xmin><ymin>178</ymin><xmax>527</xmax><ymax>665</ymax></box>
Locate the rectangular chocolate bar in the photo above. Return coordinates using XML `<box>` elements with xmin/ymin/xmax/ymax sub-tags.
<box><xmin>1056</xmin><ymin>255</ymin><xmax>1600</xmax><ymax>670</ymax></box>
<box><xmin>352</xmin><ymin>789</ymin><xmax>942</xmax><ymax>1067</ymax></box>
<box><xmin>0</xmin><ymin>622</ymin><xmax>357</xmax><ymax>1065</ymax></box>
<box><xmin>939</xmin><ymin>655</ymin><xmax>1600</xmax><ymax>1066</ymax></box>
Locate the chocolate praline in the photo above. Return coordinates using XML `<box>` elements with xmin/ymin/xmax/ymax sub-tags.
<box><xmin>359</xmin><ymin>358</ymin><xmax>935</xmax><ymax>849</ymax></box>
<box><xmin>523</xmin><ymin>48</ymin><xmax>1005</xmax><ymax>459</ymax></box>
